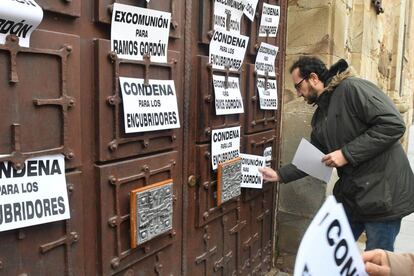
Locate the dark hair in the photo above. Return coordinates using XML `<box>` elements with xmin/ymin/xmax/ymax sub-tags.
<box><xmin>289</xmin><ymin>56</ymin><xmax>328</xmax><ymax>82</ymax></box>
<box><xmin>290</xmin><ymin>56</ymin><xmax>349</xmax><ymax>84</ymax></box>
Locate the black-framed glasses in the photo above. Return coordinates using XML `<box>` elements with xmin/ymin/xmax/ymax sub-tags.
<box><xmin>294</xmin><ymin>76</ymin><xmax>308</xmax><ymax>91</ymax></box>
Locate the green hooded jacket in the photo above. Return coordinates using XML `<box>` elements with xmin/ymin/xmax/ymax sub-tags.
<box><xmin>278</xmin><ymin>62</ymin><xmax>414</xmax><ymax>222</ymax></box>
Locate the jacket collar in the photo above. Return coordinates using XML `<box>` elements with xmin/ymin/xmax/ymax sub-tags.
<box><xmin>314</xmin><ymin>62</ymin><xmax>357</xmax><ymax>109</ymax></box>
<box><xmin>315</xmin><ymin>90</ymin><xmax>331</xmax><ymax>110</ymax></box>
<box><xmin>323</xmin><ymin>67</ymin><xmax>356</xmax><ymax>92</ymax></box>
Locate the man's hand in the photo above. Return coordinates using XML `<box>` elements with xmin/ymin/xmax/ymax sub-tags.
<box><xmin>362</xmin><ymin>249</ymin><xmax>390</xmax><ymax>276</ymax></box>
<box><xmin>322</xmin><ymin>149</ymin><xmax>348</xmax><ymax>167</ymax></box>
<box><xmin>258</xmin><ymin>167</ymin><xmax>280</xmax><ymax>182</ymax></box>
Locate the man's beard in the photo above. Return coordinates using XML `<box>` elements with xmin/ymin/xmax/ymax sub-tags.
<box><xmin>305</xmin><ymin>89</ymin><xmax>318</xmax><ymax>105</ymax></box>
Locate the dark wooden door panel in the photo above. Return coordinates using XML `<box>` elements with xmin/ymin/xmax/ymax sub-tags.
<box><xmin>195</xmin><ymin>55</ymin><xmax>245</xmax><ymax>143</ymax></box>
<box><xmin>96</xmin><ymin>151</ymin><xmax>182</xmax><ymax>275</ymax></box>
<box><xmin>244</xmin><ymin>63</ymin><xmax>279</xmax><ymax>134</ymax></box>
<box><xmin>0</xmin><ymin>30</ymin><xmax>81</xmax><ymax>169</ymax></box>
<box><xmin>95</xmin><ymin>39</ymin><xmax>182</xmax><ymax>162</ymax></box>
<box><xmin>186</xmin><ymin>0</ymin><xmax>286</xmax><ymax>275</ymax></box>
<box><xmin>0</xmin><ymin>171</ymin><xmax>84</xmax><ymax>275</ymax></box>
<box><xmin>37</xmin><ymin>0</ymin><xmax>81</xmax><ymax>17</ymax></box>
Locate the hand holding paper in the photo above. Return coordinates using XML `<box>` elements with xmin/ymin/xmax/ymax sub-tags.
<box><xmin>322</xmin><ymin>149</ymin><xmax>349</xmax><ymax>167</ymax></box>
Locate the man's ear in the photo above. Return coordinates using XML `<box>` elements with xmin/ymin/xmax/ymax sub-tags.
<box><xmin>309</xmin><ymin>72</ymin><xmax>320</xmax><ymax>84</ymax></box>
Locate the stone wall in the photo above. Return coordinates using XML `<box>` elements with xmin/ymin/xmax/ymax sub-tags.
<box><xmin>276</xmin><ymin>0</ymin><xmax>414</xmax><ymax>272</ymax></box>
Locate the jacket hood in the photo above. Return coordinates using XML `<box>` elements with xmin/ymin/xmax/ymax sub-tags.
<box><xmin>323</xmin><ymin>59</ymin><xmax>357</xmax><ymax>92</ymax></box>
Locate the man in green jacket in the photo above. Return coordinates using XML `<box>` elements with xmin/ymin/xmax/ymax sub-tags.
<box><xmin>259</xmin><ymin>56</ymin><xmax>414</xmax><ymax>251</ymax></box>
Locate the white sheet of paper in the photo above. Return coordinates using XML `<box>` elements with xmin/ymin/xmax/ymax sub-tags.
<box><xmin>111</xmin><ymin>3</ymin><xmax>171</xmax><ymax>63</ymax></box>
<box><xmin>240</xmin><ymin>153</ymin><xmax>265</xmax><ymax>189</ymax></box>
<box><xmin>213</xmin><ymin>75</ymin><xmax>244</xmax><ymax>115</ymax></box>
<box><xmin>255</xmin><ymin>43</ymin><xmax>278</xmax><ymax>77</ymax></box>
<box><xmin>211</xmin><ymin>126</ymin><xmax>241</xmax><ymax>170</ymax></box>
<box><xmin>263</xmin><ymin>146</ymin><xmax>272</xmax><ymax>167</ymax></box>
<box><xmin>259</xmin><ymin>3</ymin><xmax>280</xmax><ymax>37</ymax></box>
<box><xmin>209</xmin><ymin>30</ymin><xmax>249</xmax><ymax>72</ymax></box>
<box><xmin>0</xmin><ymin>0</ymin><xmax>43</xmax><ymax>47</ymax></box>
<box><xmin>119</xmin><ymin>77</ymin><xmax>180</xmax><ymax>133</ymax></box>
<box><xmin>294</xmin><ymin>196</ymin><xmax>368</xmax><ymax>276</ymax></box>
<box><xmin>257</xmin><ymin>78</ymin><xmax>278</xmax><ymax>110</ymax></box>
<box><xmin>0</xmin><ymin>154</ymin><xmax>70</xmax><ymax>232</ymax></box>
<box><xmin>243</xmin><ymin>0</ymin><xmax>259</xmax><ymax>21</ymax></box>
<box><xmin>292</xmin><ymin>138</ymin><xmax>333</xmax><ymax>183</ymax></box>
<box><xmin>213</xmin><ymin>0</ymin><xmax>244</xmax><ymax>33</ymax></box>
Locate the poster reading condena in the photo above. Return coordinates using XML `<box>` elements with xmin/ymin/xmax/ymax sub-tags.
<box><xmin>259</xmin><ymin>3</ymin><xmax>280</xmax><ymax>37</ymax></box>
<box><xmin>209</xmin><ymin>30</ymin><xmax>249</xmax><ymax>72</ymax></box>
<box><xmin>213</xmin><ymin>0</ymin><xmax>244</xmax><ymax>33</ymax></box>
<box><xmin>255</xmin><ymin>43</ymin><xmax>279</xmax><ymax>77</ymax></box>
<box><xmin>263</xmin><ymin>146</ymin><xmax>272</xmax><ymax>167</ymax></box>
<box><xmin>0</xmin><ymin>0</ymin><xmax>43</xmax><ymax>47</ymax></box>
<box><xmin>257</xmin><ymin>78</ymin><xmax>278</xmax><ymax>110</ymax></box>
<box><xmin>111</xmin><ymin>3</ymin><xmax>171</xmax><ymax>63</ymax></box>
<box><xmin>240</xmin><ymin>154</ymin><xmax>265</xmax><ymax>189</ymax></box>
<box><xmin>211</xmin><ymin>126</ymin><xmax>240</xmax><ymax>170</ymax></box>
<box><xmin>243</xmin><ymin>0</ymin><xmax>259</xmax><ymax>21</ymax></box>
<box><xmin>120</xmin><ymin>77</ymin><xmax>180</xmax><ymax>133</ymax></box>
<box><xmin>213</xmin><ymin>75</ymin><xmax>244</xmax><ymax>115</ymax></box>
<box><xmin>0</xmin><ymin>155</ymin><xmax>70</xmax><ymax>232</ymax></box>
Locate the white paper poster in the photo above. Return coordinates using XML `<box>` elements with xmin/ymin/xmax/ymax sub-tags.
<box><xmin>240</xmin><ymin>154</ymin><xmax>265</xmax><ymax>189</ymax></box>
<box><xmin>120</xmin><ymin>77</ymin><xmax>180</xmax><ymax>133</ymax></box>
<box><xmin>243</xmin><ymin>0</ymin><xmax>259</xmax><ymax>21</ymax></box>
<box><xmin>211</xmin><ymin>126</ymin><xmax>241</xmax><ymax>170</ymax></box>
<box><xmin>111</xmin><ymin>3</ymin><xmax>171</xmax><ymax>63</ymax></box>
<box><xmin>257</xmin><ymin>78</ymin><xmax>278</xmax><ymax>110</ymax></box>
<box><xmin>255</xmin><ymin>43</ymin><xmax>278</xmax><ymax>77</ymax></box>
<box><xmin>213</xmin><ymin>0</ymin><xmax>244</xmax><ymax>33</ymax></box>
<box><xmin>213</xmin><ymin>75</ymin><xmax>244</xmax><ymax>115</ymax></box>
<box><xmin>0</xmin><ymin>0</ymin><xmax>43</xmax><ymax>47</ymax></box>
<box><xmin>209</xmin><ymin>30</ymin><xmax>249</xmax><ymax>72</ymax></box>
<box><xmin>263</xmin><ymin>146</ymin><xmax>272</xmax><ymax>167</ymax></box>
<box><xmin>292</xmin><ymin>138</ymin><xmax>333</xmax><ymax>183</ymax></box>
<box><xmin>259</xmin><ymin>3</ymin><xmax>280</xmax><ymax>37</ymax></box>
<box><xmin>294</xmin><ymin>196</ymin><xmax>367</xmax><ymax>276</ymax></box>
<box><xmin>0</xmin><ymin>154</ymin><xmax>70</xmax><ymax>232</ymax></box>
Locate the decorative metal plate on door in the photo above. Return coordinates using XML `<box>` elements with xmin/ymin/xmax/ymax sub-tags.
<box><xmin>130</xmin><ymin>179</ymin><xmax>173</xmax><ymax>248</ymax></box>
<box><xmin>217</xmin><ymin>157</ymin><xmax>242</xmax><ymax>205</ymax></box>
